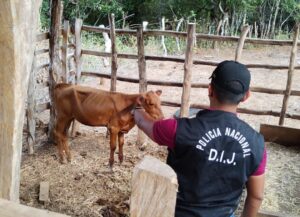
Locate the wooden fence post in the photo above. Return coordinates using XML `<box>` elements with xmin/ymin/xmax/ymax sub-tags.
<box><xmin>235</xmin><ymin>25</ymin><xmax>250</xmax><ymax>62</ymax></box>
<box><xmin>62</xmin><ymin>20</ymin><xmax>69</xmax><ymax>83</ymax></box>
<box><xmin>161</xmin><ymin>17</ymin><xmax>168</xmax><ymax>56</ymax></box>
<box><xmin>180</xmin><ymin>23</ymin><xmax>195</xmax><ymax>117</ymax></box>
<box><xmin>27</xmin><ymin>51</ymin><xmax>37</xmax><ymax>154</ymax></box>
<box><xmin>130</xmin><ymin>156</ymin><xmax>178</xmax><ymax>217</ymax></box>
<box><xmin>109</xmin><ymin>13</ymin><xmax>118</xmax><ymax>92</ymax></box>
<box><xmin>71</xmin><ymin>18</ymin><xmax>82</xmax><ymax>137</ymax></box>
<box><xmin>48</xmin><ymin>0</ymin><xmax>62</xmax><ymax>142</ymax></box>
<box><xmin>279</xmin><ymin>24</ymin><xmax>299</xmax><ymax>125</ymax></box>
<box><xmin>136</xmin><ymin>26</ymin><xmax>148</xmax><ymax>149</ymax></box>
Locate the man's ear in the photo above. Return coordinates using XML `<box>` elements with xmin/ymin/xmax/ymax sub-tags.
<box><xmin>208</xmin><ymin>84</ymin><xmax>213</xmax><ymax>97</ymax></box>
<box><xmin>241</xmin><ymin>90</ymin><xmax>251</xmax><ymax>102</ymax></box>
<box><xmin>155</xmin><ymin>90</ymin><xmax>162</xmax><ymax>96</ymax></box>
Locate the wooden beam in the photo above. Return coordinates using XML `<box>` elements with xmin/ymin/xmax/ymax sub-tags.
<box><xmin>279</xmin><ymin>24</ymin><xmax>299</xmax><ymax>125</ymax></box>
<box><xmin>0</xmin><ymin>198</ymin><xmax>69</xmax><ymax>217</ymax></box>
<box><xmin>109</xmin><ymin>14</ymin><xmax>118</xmax><ymax>92</ymax></box>
<box><xmin>235</xmin><ymin>25</ymin><xmax>250</xmax><ymax>62</ymax></box>
<box><xmin>180</xmin><ymin>23</ymin><xmax>195</xmax><ymax>117</ymax></box>
<box><xmin>26</xmin><ymin>51</ymin><xmax>37</xmax><ymax>155</ymax></box>
<box><xmin>136</xmin><ymin>26</ymin><xmax>148</xmax><ymax>148</ymax></box>
<box><xmin>81</xmin><ymin>25</ymin><xmax>299</xmax><ymax>46</ymax></box>
<box><xmin>130</xmin><ymin>156</ymin><xmax>178</xmax><ymax>217</ymax></box>
<box><xmin>61</xmin><ymin>20</ymin><xmax>69</xmax><ymax>83</ymax></box>
<box><xmin>81</xmin><ymin>49</ymin><xmax>300</xmax><ymax>70</ymax></box>
<box><xmin>48</xmin><ymin>0</ymin><xmax>62</xmax><ymax>141</ymax></box>
<box><xmin>260</xmin><ymin>124</ymin><xmax>300</xmax><ymax>147</ymax></box>
<box><xmin>39</xmin><ymin>181</ymin><xmax>50</xmax><ymax>202</ymax></box>
<box><xmin>0</xmin><ymin>0</ymin><xmax>41</xmax><ymax>202</ymax></box>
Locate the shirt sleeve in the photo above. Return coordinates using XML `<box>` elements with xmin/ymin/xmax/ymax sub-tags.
<box><xmin>252</xmin><ymin>147</ymin><xmax>267</xmax><ymax>176</ymax></box>
<box><xmin>152</xmin><ymin>118</ymin><xmax>177</xmax><ymax>149</ymax></box>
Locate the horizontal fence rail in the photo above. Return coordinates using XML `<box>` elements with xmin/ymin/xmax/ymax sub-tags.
<box><xmin>81</xmin><ymin>25</ymin><xmax>300</xmax><ymax>46</ymax></box>
<box><xmin>82</xmin><ymin>49</ymin><xmax>300</xmax><ymax>70</ymax></box>
<box><xmin>81</xmin><ymin>71</ymin><xmax>300</xmax><ymax>97</ymax></box>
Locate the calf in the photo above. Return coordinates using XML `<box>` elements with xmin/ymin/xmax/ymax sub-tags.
<box><xmin>53</xmin><ymin>83</ymin><xmax>163</xmax><ymax>167</ymax></box>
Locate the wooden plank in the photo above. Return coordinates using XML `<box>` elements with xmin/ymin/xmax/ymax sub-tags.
<box><xmin>136</xmin><ymin>26</ymin><xmax>147</xmax><ymax>148</ymax></box>
<box><xmin>81</xmin><ymin>25</ymin><xmax>299</xmax><ymax>46</ymax></box>
<box><xmin>61</xmin><ymin>20</ymin><xmax>69</xmax><ymax>83</ymax></box>
<box><xmin>39</xmin><ymin>181</ymin><xmax>50</xmax><ymax>202</ymax></box>
<box><xmin>260</xmin><ymin>124</ymin><xmax>300</xmax><ymax>147</ymax></box>
<box><xmin>257</xmin><ymin>210</ymin><xmax>298</xmax><ymax>217</ymax></box>
<box><xmin>235</xmin><ymin>25</ymin><xmax>250</xmax><ymax>62</ymax></box>
<box><xmin>81</xmin><ymin>71</ymin><xmax>300</xmax><ymax>97</ymax></box>
<box><xmin>180</xmin><ymin>23</ymin><xmax>195</xmax><ymax>117</ymax></box>
<box><xmin>109</xmin><ymin>14</ymin><xmax>118</xmax><ymax>92</ymax></box>
<box><xmin>130</xmin><ymin>156</ymin><xmax>178</xmax><ymax>217</ymax></box>
<box><xmin>279</xmin><ymin>24</ymin><xmax>299</xmax><ymax>125</ymax></box>
<box><xmin>81</xmin><ymin>49</ymin><xmax>300</xmax><ymax>70</ymax></box>
<box><xmin>26</xmin><ymin>50</ymin><xmax>37</xmax><ymax>155</ymax></box>
<box><xmin>0</xmin><ymin>198</ymin><xmax>69</xmax><ymax>217</ymax></box>
<box><xmin>48</xmin><ymin>0</ymin><xmax>62</xmax><ymax>141</ymax></box>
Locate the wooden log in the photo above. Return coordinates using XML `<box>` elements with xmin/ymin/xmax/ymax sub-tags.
<box><xmin>70</xmin><ymin>19</ymin><xmax>83</xmax><ymax>137</ymax></box>
<box><xmin>161</xmin><ymin>17</ymin><xmax>167</xmax><ymax>56</ymax></box>
<box><xmin>81</xmin><ymin>49</ymin><xmax>300</xmax><ymax>70</ymax></box>
<box><xmin>130</xmin><ymin>156</ymin><xmax>178</xmax><ymax>217</ymax></box>
<box><xmin>0</xmin><ymin>198</ymin><xmax>69</xmax><ymax>217</ymax></box>
<box><xmin>235</xmin><ymin>25</ymin><xmax>250</xmax><ymax>62</ymax></box>
<box><xmin>81</xmin><ymin>71</ymin><xmax>300</xmax><ymax>97</ymax></box>
<box><xmin>27</xmin><ymin>51</ymin><xmax>37</xmax><ymax>155</ymax></box>
<box><xmin>48</xmin><ymin>0</ymin><xmax>62</xmax><ymax>142</ymax></box>
<box><xmin>61</xmin><ymin>20</ymin><xmax>69</xmax><ymax>83</ymax></box>
<box><xmin>0</xmin><ymin>0</ymin><xmax>41</xmax><ymax>201</ymax></box>
<box><xmin>136</xmin><ymin>26</ymin><xmax>148</xmax><ymax>148</ymax></box>
<box><xmin>39</xmin><ymin>181</ymin><xmax>50</xmax><ymax>202</ymax></box>
<box><xmin>81</xmin><ymin>24</ymin><xmax>300</xmax><ymax>46</ymax></box>
<box><xmin>180</xmin><ymin>23</ymin><xmax>195</xmax><ymax>117</ymax></box>
<box><xmin>109</xmin><ymin>14</ymin><xmax>118</xmax><ymax>92</ymax></box>
<box><xmin>279</xmin><ymin>24</ymin><xmax>299</xmax><ymax>125</ymax></box>
<box><xmin>257</xmin><ymin>210</ymin><xmax>298</xmax><ymax>217</ymax></box>
<box><xmin>260</xmin><ymin>124</ymin><xmax>300</xmax><ymax>147</ymax></box>
<box><xmin>74</xmin><ymin>18</ymin><xmax>83</xmax><ymax>84</ymax></box>
<box><xmin>161</xmin><ymin>100</ymin><xmax>300</xmax><ymax>120</ymax></box>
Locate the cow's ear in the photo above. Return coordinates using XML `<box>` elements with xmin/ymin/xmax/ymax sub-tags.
<box><xmin>137</xmin><ymin>95</ymin><xmax>144</xmax><ymax>105</ymax></box>
<box><xmin>155</xmin><ymin>90</ymin><xmax>162</xmax><ymax>96</ymax></box>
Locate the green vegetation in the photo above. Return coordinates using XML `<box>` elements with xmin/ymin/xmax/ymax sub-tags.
<box><xmin>41</xmin><ymin>0</ymin><xmax>300</xmax><ymax>39</ymax></box>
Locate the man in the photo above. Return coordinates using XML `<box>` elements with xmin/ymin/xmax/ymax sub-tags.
<box><xmin>133</xmin><ymin>60</ymin><xmax>266</xmax><ymax>217</ymax></box>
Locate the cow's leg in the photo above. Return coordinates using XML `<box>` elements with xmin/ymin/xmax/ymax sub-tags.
<box><xmin>109</xmin><ymin>129</ymin><xmax>118</xmax><ymax>168</ymax></box>
<box><xmin>118</xmin><ymin>132</ymin><xmax>124</xmax><ymax>164</ymax></box>
<box><xmin>54</xmin><ymin>116</ymin><xmax>70</xmax><ymax>164</ymax></box>
<box><xmin>63</xmin><ymin>118</ymin><xmax>73</xmax><ymax>162</ymax></box>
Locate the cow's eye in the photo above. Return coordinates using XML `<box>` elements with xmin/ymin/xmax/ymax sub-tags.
<box><xmin>149</xmin><ymin>103</ymin><xmax>154</xmax><ymax>106</ymax></box>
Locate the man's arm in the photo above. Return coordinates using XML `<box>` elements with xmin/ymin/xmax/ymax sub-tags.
<box><xmin>133</xmin><ymin>109</ymin><xmax>155</xmax><ymax>141</ymax></box>
<box><xmin>241</xmin><ymin>174</ymin><xmax>265</xmax><ymax>217</ymax></box>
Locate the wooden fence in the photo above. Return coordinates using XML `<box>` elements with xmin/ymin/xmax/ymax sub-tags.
<box><xmin>27</xmin><ymin>18</ymin><xmax>300</xmax><ymax>153</ymax></box>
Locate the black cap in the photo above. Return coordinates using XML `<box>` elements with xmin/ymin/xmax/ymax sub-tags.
<box><xmin>210</xmin><ymin>60</ymin><xmax>251</xmax><ymax>95</ymax></box>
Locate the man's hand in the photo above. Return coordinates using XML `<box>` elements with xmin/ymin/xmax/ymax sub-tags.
<box><xmin>241</xmin><ymin>174</ymin><xmax>265</xmax><ymax>217</ymax></box>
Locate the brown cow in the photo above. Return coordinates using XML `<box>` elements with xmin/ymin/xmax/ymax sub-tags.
<box><xmin>53</xmin><ymin>83</ymin><xmax>163</xmax><ymax>167</ymax></box>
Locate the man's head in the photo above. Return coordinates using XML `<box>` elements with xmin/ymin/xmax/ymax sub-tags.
<box><xmin>209</xmin><ymin>60</ymin><xmax>251</xmax><ymax>105</ymax></box>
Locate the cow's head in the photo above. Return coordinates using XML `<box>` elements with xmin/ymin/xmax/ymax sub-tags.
<box><xmin>138</xmin><ymin>90</ymin><xmax>164</xmax><ymax>120</ymax></box>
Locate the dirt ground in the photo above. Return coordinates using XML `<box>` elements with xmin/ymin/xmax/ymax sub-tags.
<box><xmin>21</xmin><ymin>44</ymin><xmax>300</xmax><ymax>217</ymax></box>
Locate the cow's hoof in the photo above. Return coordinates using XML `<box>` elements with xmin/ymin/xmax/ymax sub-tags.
<box><xmin>118</xmin><ymin>155</ymin><xmax>123</xmax><ymax>164</ymax></box>
<box><xmin>60</xmin><ymin>158</ymin><xmax>67</xmax><ymax>164</ymax></box>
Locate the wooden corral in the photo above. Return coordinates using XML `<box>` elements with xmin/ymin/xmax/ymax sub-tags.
<box><xmin>22</xmin><ymin>9</ymin><xmax>299</xmax><ymax>217</ymax></box>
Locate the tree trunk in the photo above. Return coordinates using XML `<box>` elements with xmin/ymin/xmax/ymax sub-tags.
<box><xmin>271</xmin><ymin>0</ymin><xmax>281</xmax><ymax>38</ymax></box>
<box><xmin>48</xmin><ymin>0</ymin><xmax>62</xmax><ymax>142</ymax></box>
